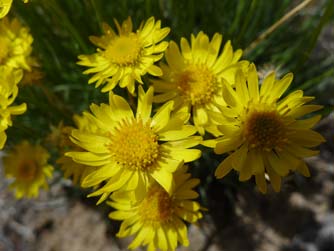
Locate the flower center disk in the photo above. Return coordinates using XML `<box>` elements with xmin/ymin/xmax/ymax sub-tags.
<box><xmin>105</xmin><ymin>33</ymin><xmax>141</xmax><ymax>66</ymax></box>
<box><xmin>18</xmin><ymin>160</ymin><xmax>37</xmax><ymax>181</ymax></box>
<box><xmin>139</xmin><ymin>185</ymin><xmax>173</xmax><ymax>223</ymax></box>
<box><xmin>244</xmin><ymin>110</ymin><xmax>286</xmax><ymax>151</ymax></box>
<box><xmin>109</xmin><ymin>118</ymin><xmax>159</xmax><ymax>171</ymax></box>
<box><xmin>177</xmin><ymin>65</ymin><xmax>216</xmax><ymax>105</ymax></box>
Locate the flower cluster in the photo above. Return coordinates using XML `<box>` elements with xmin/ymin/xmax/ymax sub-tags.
<box><xmin>0</xmin><ymin>15</ymin><xmax>52</xmax><ymax>198</ymax></box>
<box><xmin>0</xmin><ymin>12</ymin><xmax>326</xmax><ymax>251</ymax></box>
<box><xmin>61</xmin><ymin>16</ymin><xmax>325</xmax><ymax>250</ymax></box>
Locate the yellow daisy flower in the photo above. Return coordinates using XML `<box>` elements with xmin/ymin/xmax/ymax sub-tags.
<box><xmin>0</xmin><ymin>66</ymin><xmax>26</xmax><ymax>149</ymax></box>
<box><xmin>152</xmin><ymin>31</ymin><xmax>248</xmax><ymax>135</ymax></box>
<box><xmin>108</xmin><ymin>165</ymin><xmax>203</xmax><ymax>251</ymax></box>
<box><xmin>0</xmin><ymin>16</ymin><xmax>33</xmax><ymax>70</ymax></box>
<box><xmin>66</xmin><ymin>86</ymin><xmax>202</xmax><ymax>204</ymax></box>
<box><xmin>3</xmin><ymin>141</ymin><xmax>53</xmax><ymax>199</ymax></box>
<box><xmin>209</xmin><ymin>63</ymin><xmax>325</xmax><ymax>193</ymax></box>
<box><xmin>77</xmin><ymin>16</ymin><xmax>170</xmax><ymax>94</ymax></box>
<box><xmin>0</xmin><ymin>0</ymin><xmax>29</xmax><ymax>19</ymax></box>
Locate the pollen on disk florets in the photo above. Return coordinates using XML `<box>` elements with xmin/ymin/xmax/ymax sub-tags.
<box><xmin>104</xmin><ymin>33</ymin><xmax>141</xmax><ymax>66</ymax></box>
<box><xmin>176</xmin><ymin>64</ymin><xmax>216</xmax><ymax>106</ymax></box>
<box><xmin>244</xmin><ymin>109</ymin><xmax>287</xmax><ymax>151</ymax></box>
<box><xmin>108</xmin><ymin>118</ymin><xmax>159</xmax><ymax>171</ymax></box>
<box><xmin>138</xmin><ymin>184</ymin><xmax>173</xmax><ymax>223</ymax></box>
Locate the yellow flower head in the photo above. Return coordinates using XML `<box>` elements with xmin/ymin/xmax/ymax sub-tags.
<box><xmin>0</xmin><ymin>0</ymin><xmax>29</xmax><ymax>19</ymax></box>
<box><xmin>210</xmin><ymin>64</ymin><xmax>325</xmax><ymax>193</ymax></box>
<box><xmin>152</xmin><ymin>31</ymin><xmax>248</xmax><ymax>136</ymax></box>
<box><xmin>66</xmin><ymin>86</ymin><xmax>202</xmax><ymax>204</ymax></box>
<box><xmin>0</xmin><ymin>17</ymin><xmax>33</xmax><ymax>70</ymax></box>
<box><xmin>57</xmin><ymin>114</ymin><xmax>98</xmax><ymax>185</ymax></box>
<box><xmin>0</xmin><ymin>66</ymin><xmax>26</xmax><ymax>149</ymax></box>
<box><xmin>78</xmin><ymin>16</ymin><xmax>170</xmax><ymax>94</ymax></box>
<box><xmin>108</xmin><ymin>165</ymin><xmax>203</xmax><ymax>251</ymax></box>
<box><xmin>3</xmin><ymin>141</ymin><xmax>53</xmax><ymax>199</ymax></box>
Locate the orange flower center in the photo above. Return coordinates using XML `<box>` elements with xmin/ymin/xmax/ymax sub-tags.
<box><xmin>139</xmin><ymin>185</ymin><xmax>173</xmax><ymax>223</ymax></box>
<box><xmin>17</xmin><ymin>159</ymin><xmax>37</xmax><ymax>181</ymax></box>
<box><xmin>244</xmin><ymin>110</ymin><xmax>287</xmax><ymax>151</ymax></box>
<box><xmin>176</xmin><ymin>65</ymin><xmax>216</xmax><ymax>105</ymax></box>
<box><xmin>109</xmin><ymin>118</ymin><xmax>159</xmax><ymax>171</ymax></box>
<box><xmin>104</xmin><ymin>33</ymin><xmax>141</xmax><ymax>66</ymax></box>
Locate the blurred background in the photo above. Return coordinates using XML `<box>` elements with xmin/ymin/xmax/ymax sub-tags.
<box><xmin>1</xmin><ymin>0</ymin><xmax>333</xmax><ymax>250</ymax></box>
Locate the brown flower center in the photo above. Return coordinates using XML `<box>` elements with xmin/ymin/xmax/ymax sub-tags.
<box><xmin>244</xmin><ymin>110</ymin><xmax>287</xmax><ymax>151</ymax></box>
<box><xmin>139</xmin><ymin>184</ymin><xmax>173</xmax><ymax>223</ymax></box>
<box><xmin>17</xmin><ymin>159</ymin><xmax>37</xmax><ymax>181</ymax></box>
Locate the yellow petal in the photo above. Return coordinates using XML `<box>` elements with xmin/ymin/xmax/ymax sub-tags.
<box><xmin>164</xmin><ymin>225</ymin><xmax>178</xmax><ymax>251</ymax></box>
<box><xmin>266</xmin><ymin>166</ymin><xmax>281</xmax><ymax>192</ymax></box>
<box><xmin>151</xmin><ymin>101</ymin><xmax>174</xmax><ymax>132</ymax></box>
<box><xmin>235</xmin><ymin>69</ymin><xmax>249</xmax><ymax>104</ymax></box>
<box><xmin>247</xmin><ymin>63</ymin><xmax>259</xmax><ymax>102</ymax></box>
<box><xmin>174</xmin><ymin>217</ymin><xmax>189</xmax><ymax>246</ymax></box>
<box><xmin>81</xmin><ymin>163</ymin><xmax>120</xmax><ymax>187</ymax></box>
<box><xmin>137</xmin><ymin>85</ymin><xmax>153</xmax><ymax>122</ymax></box>
<box><xmin>0</xmin><ymin>132</ymin><xmax>7</xmax><ymax>149</ymax></box>
<box><xmin>8</xmin><ymin>103</ymin><xmax>27</xmax><ymax>115</ymax></box>
<box><xmin>147</xmin><ymin>64</ymin><xmax>163</xmax><ymax>76</ymax></box>
<box><xmin>288</xmin><ymin>105</ymin><xmax>323</xmax><ymax>118</ymax></box>
<box><xmin>157</xmin><ymin>227</ymin><xmax>168</xmax><ymax>251</ymax></box>
<box><xmin>150</xmin><ymin>168</ymin><xmax>174</xmax><ymax>194</ymax></box>
<box><xmin>239</xmin><ymin>163</ymin><xmax>253</xmax><ymax>181</ymax></box>
<box><xmin>128</xmin><ymin>225</ymin><xmax>152</xmax><ymax>249</ymax></box>
<box><xmin>98</xmin><ymin>169</ymin><xmax>133</xmax><ymax>192</ymax></box>
<box><xmin>215</xmin><ymin>154</ymin><xmax>234</xmax><ymax>179</ymax></box>
<box><xmin>284</xmin><ymin>144</ymin><xmax>319</xmax><ymax>158</ymax></box>
<box><xmin>0</xmin><ymin>0</ymin><xmax>12</xmax><ymax>19</ymax></box>
<box><xmin>255</xmin><ymin>174</ymin><xmax>267</xmax><ymax>194</ymax></box>
<box><xmin>214</xmin><ymin>137</ymin><xmax>242</xmax><ymax>154</ymax></box>
<box><xmin>109</xmin><ymin>92</ymin><xmax>134</xmax><ymax>121</ymax></box>
<box><xmin>158</xmin><ymin>125</ymin><xmax>197</xmax><ymax>141</ymax></box>
<box><xmin>271</xmin><ymin>72</ymin><xmax>293</xmax><ymax>99</ymax></box>
<box><xmin>66</xmin><ymin>151</ymin><xmax>110</xmax><ymax>166</ymax></box>
<box><xmin>295</xmin><ymin>161</ymin><xmax>310</xmax><ymax>177</ymax></box>
<box><xmin>289</xmin><ymin>129</ymin><xmax>325</xmax><ymax>147</ymax></box>
<box><xmin>260</xmin><ymin>72</ymin><xmax>276</xmax><ymax>98</ymax></box>
<box><xmin>166</xmin><ymin>41</ymin><xmax>185</xmax><ymax>69</ymax></box>
<box><xmin>109</xmin><ymin>210</ymin><xmax>135</xmax><ymax>220</ymax></box>
<box><xmin>156</xmin><ymin>157</ymin><xmax>182</xmax><ymax>173</ymax></box>
<box><xmin>168</xmin><ymin>148</ymin><xmax>202</xmax><ymax>162</ymax></box>
<box><xmin>70</xmin><ymin>131</ymin><xmax>109</xmax><ymax>154</ymax></box>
